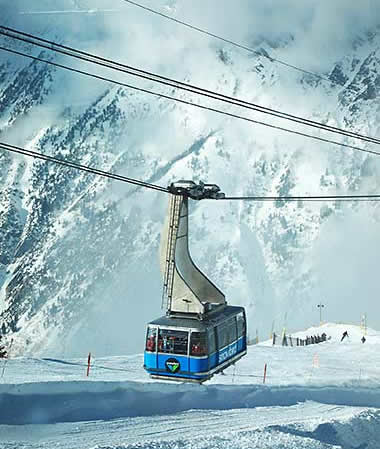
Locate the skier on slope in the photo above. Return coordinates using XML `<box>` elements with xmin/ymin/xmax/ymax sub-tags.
<box><xmin>340</xmin><ymin>330</ymin><xmax>349</xmax><ymax>342</ymax></box>
<box><xmin>0</xmin><ymin>335</ymin><xmax>7</xmax><ymax>359</ymax></box>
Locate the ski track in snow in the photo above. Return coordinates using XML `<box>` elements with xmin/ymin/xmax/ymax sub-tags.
<box><xmin>1</xmin><ymin>403</ymin><xmax>379</xmax><ymax>449</ymax></box>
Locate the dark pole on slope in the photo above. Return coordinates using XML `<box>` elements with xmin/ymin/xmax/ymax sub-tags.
<box><xmin>317</xmin><ymin>303</ymin><xmax>325</xmax><ymax>325</ymax></box>
<box><xmin>1</xmin><ymin>338</ymin><xmax>13</xmax><ymax>378</ymax></box>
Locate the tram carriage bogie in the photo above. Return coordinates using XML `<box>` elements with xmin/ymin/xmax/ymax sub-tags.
<box><xmin>144</xmin><ymin>306</ymin><xmax>247</xmax><ymax>382</ymax></box>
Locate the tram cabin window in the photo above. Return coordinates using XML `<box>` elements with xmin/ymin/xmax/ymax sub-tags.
<box><xmin>207</xmin><ymin>327</ymin><xmax>216</xmax><ymax>354</ymax></box>
<box><xmin>190</xmin><ymin>332</ymin><xmax>207</xmax><ymax>356</ymax></box>
<box><xmin>237</xmin><ymin>312</ymin><xmax>246</xmax><ymax>337</ymax></box>
<box><xmin>228</xmin><ymin>318</ymin><xmax>237</xmax><ymax>343</ymax></box>
<box><xmin>216</xmin><ymin>322</ymin><xmax>228</xmax><ymax>349</ymax></box>
<box><xmin>217</xmin><ymin>319</ymin><xmax>237</xmax><ymax>349</ymax></box>
<box><xmin>146</xmin><ymin>327</ymin><xmax>157</xmax><ymax>352</ymax></box>
<box><xmin>158</xmin><ymin>329</ymin><xmax>188</xmax><ymax>355</ymax></box>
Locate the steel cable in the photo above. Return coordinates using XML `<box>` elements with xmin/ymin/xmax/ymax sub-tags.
<box><xmin>1</xmin><ymin>25</ymin><xmax>380</xmax><ymax>147</ymax></box>
<box><xmin>1</xmin><ymin>45</ymin><xmax>380</xmax><ymax>161</ymax></box>
<box><xmin>0</xmin><ymin>142</ymin><xmax>168</xmax><ymax>193</ymax></box>
<box><xmin>1</xmin><ymin>142</ymin><xmax>380</xmax><ymax>202</ymax></box>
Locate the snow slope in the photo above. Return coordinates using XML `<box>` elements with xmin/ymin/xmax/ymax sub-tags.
<box><xmin>0</xmin><ymin>323</ymin><xmax>379</xmax><ymax>448</ymax></box>
<box><xmin>2</xmin><ymin>403</ymin><xmax>378</xmax><ymax>449</ymax></box>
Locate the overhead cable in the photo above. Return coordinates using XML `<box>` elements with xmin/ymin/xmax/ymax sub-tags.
<box><xmin>1</xmin><ymin>142</ymin><xmax>380</xmax><ymax>202</ymax></box>
<box><xmin>1</xmin><ymin>25</ymin><xmax>380</xmax><ymax>147</ymax></box>
<box><xmin>19</xmin><ymin>9</ymin><xmax>120</xmax><ymax>15</ymax></box>
<box><xmin>1</xmin><ymin>45</ymin><xmax>380</xmax><ymax>160</ymax></box>
<box><xmin>0</xmin><ymin>142</ymin><xmax>168</xmax><ymax>193</ymax></box>
<box><xmin>221</xmin><ymin>195</ymin><xmax>380</xmax><ymax>202</ymax></box>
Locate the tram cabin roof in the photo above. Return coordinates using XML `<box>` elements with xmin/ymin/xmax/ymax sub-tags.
<box><xmin>148</xmin><ymin>305</ymin><xmax>244</xmax><ymax>332</ymax></box>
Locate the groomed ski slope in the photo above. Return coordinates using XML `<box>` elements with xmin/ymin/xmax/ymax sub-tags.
<box><xmin>1</xmin><ymin>323</ymin><xmax>380</xmax><ymax>448</ymax></box>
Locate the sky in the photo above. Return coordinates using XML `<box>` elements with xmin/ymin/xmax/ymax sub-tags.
<box><xmin>2</xmin><ymin>0</ymin><xmax>380</xmax><ymax>72</ymax></box>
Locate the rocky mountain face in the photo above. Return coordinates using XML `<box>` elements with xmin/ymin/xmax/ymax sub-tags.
<box><xmin>0</xmin><ymin>4</ymin><xmax>380</xmax><ymax>356</ymax></box>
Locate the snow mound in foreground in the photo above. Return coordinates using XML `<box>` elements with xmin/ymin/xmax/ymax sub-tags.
<box><xmin>91</xmin><ymin>408</ymin><xmax>380</xmax><ymax>449</ymax></box>
<box><xmin>2</xmin><ymin>380</ymin><xmax>380</xmax><ymax>425</ymax></box>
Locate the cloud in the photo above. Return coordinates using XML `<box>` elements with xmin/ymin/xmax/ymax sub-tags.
<box><xmin>109</xmin><ymin>0</ymin><xmax>380</xmax><ymax>74</ymax></box>
<box><xmin>6</xmin><ymin>0</ymin><xmax>379</xmax><ymax>98</ymax></box>
<box><xmin>282</xmin><ymin>0</ymin><xmax>380</xmax><ymax>72</ymax></box>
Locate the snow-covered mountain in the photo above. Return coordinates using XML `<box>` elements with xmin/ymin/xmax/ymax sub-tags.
<box><xmin>0</xmin><ymin>0</ymin><xmax>380</xmax><ymax>357</ymax></box>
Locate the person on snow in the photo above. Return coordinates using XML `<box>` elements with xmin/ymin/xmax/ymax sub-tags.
<box><xmin>361</xmin><ymin>336</ymin><xmax>366</xmax><ymax>344</ymax></box>
<box><xmin>0</xmin><ymin>336</ymin><xmax>7</xmax><ymax>359</ymax></box>
<box><xmin>341</xmin><ymin>330</ymin><xmax>349</xmax><ymax>342</ymax></box>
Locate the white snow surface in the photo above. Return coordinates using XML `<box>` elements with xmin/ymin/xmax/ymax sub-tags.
<box><xmin>1</xmin><ymin>323</ymin><xmax>380</xmax><ymax>448</ymax></box>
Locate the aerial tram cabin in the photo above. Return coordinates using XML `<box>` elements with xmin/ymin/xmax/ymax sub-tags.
<box><xmin>144</xmin><ymin>181</ymin><xmax>247</xmax><ymax>383</ymax></box>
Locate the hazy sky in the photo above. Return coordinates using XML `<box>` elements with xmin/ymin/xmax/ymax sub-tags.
<box><xmin>2</xmin><ymin>0</ymin><xmax>379</xmax><ymax>72</ymax></box>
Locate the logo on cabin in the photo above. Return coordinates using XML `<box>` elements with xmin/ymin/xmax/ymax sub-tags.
<box><xmin>219</xmin><ymin>343</ymin><xmax>238</xmax><ymax>363</ymax></box>
<box><xmin>165</xmin><ymin>358</ymin><xmax>180</xmax><ymax>373</ymax></box>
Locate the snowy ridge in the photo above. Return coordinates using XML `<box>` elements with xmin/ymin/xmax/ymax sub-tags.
<box><xmin>261</xmin><ymin>322</ymin><xmax>376</xmax><ymax>345</ymax></box>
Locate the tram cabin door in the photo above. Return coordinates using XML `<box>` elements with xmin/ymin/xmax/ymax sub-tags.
<box><xmin>145</xmin><ymin>326</ymin><xmax>158</xmax><ymax>368</ymax></box>
<box><xmin>207</xmin><ymin>326</ymin><xmax>218</xmax><ymax>370</ymax></box>
<box><xmin>189</xmin><ymin>330</ymin><xmax>208</xmax><ymax>373</ymax></box>
<box><xmin>157</xmin><ymin>328</ymin><xmax>190</xmax><ymax>373</ymax></box>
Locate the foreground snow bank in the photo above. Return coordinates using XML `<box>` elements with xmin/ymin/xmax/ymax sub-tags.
<box><xmin>91</xmin><ymin>408</ymin><xmax>380</xmax><ymax>449</ymax></box>
<box><xmin>2</xmin><ymin>380</ymin><xmax>380</xmax><ymax>424</ymax></box>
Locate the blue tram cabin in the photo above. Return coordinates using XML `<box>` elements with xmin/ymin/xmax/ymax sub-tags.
<box><xmin>144</xmin><ymin>305</ymin><xmax>247</xmax><ymax>382</ymax></box>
